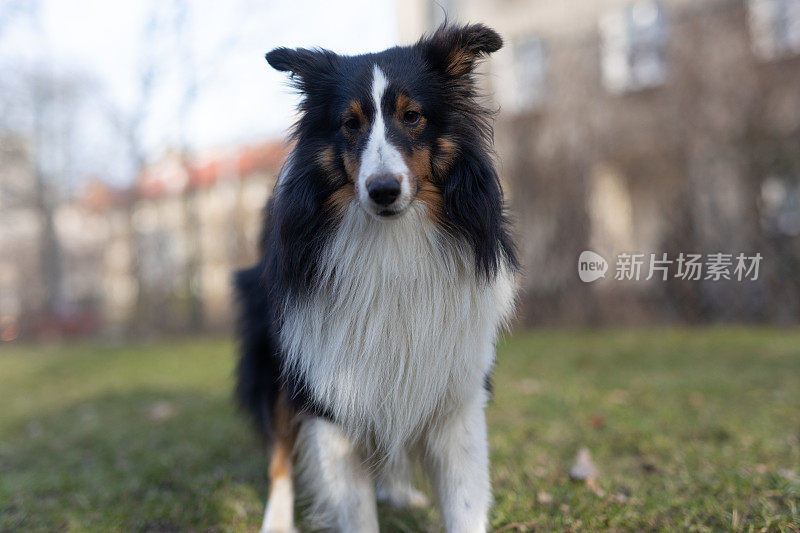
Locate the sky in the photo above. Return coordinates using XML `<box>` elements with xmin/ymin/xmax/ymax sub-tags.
<box><xmin>0</xmin><ymin>0</ymin><xmax>399</xmax><ymax>184</ymax></box>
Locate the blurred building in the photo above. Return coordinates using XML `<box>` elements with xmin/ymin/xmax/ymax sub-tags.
<box><xmin>127</xmin><ymin>143</ymin><xmax>284</xmax><ymax>334</ymax></box>
<box><xmin>0</xmin><ymin>141</ymin><xmax>284</xmax><ymax>339</ymax></box>
<box><xmin>0</xmin><ymin>135</ymin><xmax>40</xmax><ymax>341</ymax></box>
<box><xmin>3</xmin><ymin>0</ymin><xmax>800</xmax><ymax>339</ymax></box>
<box><xmin>400</xmin><ymin>0</ymin><xmax>800</xmax><ymax>325</ymax></box>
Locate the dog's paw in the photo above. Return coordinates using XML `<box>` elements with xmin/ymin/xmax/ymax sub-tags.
<box><xmin>260</xmin><ymin>507</ymin><xmax>297</xmax><ymax>533</ymax></box>
<box><xmin>376</xmin><ymin>483</ymin><xmax>430</xmax><ymax>509</ymax></box>
<box><xmin>260</xmin><ymin>527</ymin><xmax>298</xmax><ymax>533</ymax></box>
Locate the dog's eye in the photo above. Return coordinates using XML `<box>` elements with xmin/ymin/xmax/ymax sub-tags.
<box><xmin>343</xmin><ymin>117</ymin><xmax>360</xmax><ymax>131</ymax></box>
<box><xmin>402</xmin><ymin>110</ymin><xmax>421</xmax><ymax>126</ymax></box>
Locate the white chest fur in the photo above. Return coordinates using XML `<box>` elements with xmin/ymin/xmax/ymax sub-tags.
<box><xmin>279</xmin><ymin>203</ymin><xmax>516</xmax><ymax>456</ymax></box>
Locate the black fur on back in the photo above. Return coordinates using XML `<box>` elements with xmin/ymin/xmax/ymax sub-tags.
<box><xmin>234</xmin><ymin>260</ymin><xmax>282</xmax><ymax>438</ymax></box>
<box><xmin>234</xmin><ymin>198</ymin><xmax>331</xmax><ymax>440</ymax></box>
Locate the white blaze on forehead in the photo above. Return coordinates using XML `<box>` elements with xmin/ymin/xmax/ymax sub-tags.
<box><xmin>358</xmin><ymin>65</ymin><xmax>411</xmax><ymax>205</ymax></box>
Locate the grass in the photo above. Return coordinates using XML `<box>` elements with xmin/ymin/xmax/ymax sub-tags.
<box><xmin>1</xmin><ymin>328</ymin><xmax>799</xmax><ymax>532</ymax></box>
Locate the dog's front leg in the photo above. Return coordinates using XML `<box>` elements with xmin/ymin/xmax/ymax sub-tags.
<box><xmin>425</xmin><ymin>392</ymin><xmax>491</xmax><ymax>533</ymax></box>
<box><xmin>296</xmin><ymin>417</ymin><xmax>378</xmax><ymax>533</ymax></box>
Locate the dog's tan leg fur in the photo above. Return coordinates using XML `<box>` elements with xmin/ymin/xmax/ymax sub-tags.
<box><xmin>262</xmin><ymin>393</ymin><xmax>297</xmax><ymax>533</ymax></box>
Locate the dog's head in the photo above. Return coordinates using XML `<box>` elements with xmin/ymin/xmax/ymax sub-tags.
<box><xmin>266</xmin><ymin>24</ymin><xmax>502</xmax><ymax>221</ymax></box>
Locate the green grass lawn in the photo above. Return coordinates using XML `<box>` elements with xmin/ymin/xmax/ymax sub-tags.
<box><xmin>1</xmin><ymin>328</ymin><xmax>799</xmax><ymax>532</ymax></box>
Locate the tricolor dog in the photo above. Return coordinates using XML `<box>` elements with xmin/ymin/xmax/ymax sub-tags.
<box><xmin>235</xmin><ymin>23</ymin><xmax>518</xmax><ymax>532</ymax></box>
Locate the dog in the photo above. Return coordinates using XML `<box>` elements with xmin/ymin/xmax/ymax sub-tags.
<box><xmin>235</xmin><ymin>23</ymin><xmax>518</xmax><ymax>533</ymax></box>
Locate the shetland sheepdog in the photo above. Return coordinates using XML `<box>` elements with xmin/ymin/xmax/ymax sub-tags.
<box><xmin>235</xmin><ymin>23</ymin><xmax>518</xmax><ymax>533</ymax></box>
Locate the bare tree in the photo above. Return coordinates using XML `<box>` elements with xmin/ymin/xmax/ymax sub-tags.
<box><xmin>101</xmin><ymin>0</ymin><xmax>248</xmax><ymax>333</ymax></box>
<box><xmin>100</xmin><ymin>5</ymin><xmax>162</xmax><ymax>335</ymax></box>
<box><xmin>0</xmin><ymin>65</ymin><xmax>95</xmax><ymax>317</ymax></box>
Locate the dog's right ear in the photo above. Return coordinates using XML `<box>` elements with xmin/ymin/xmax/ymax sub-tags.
<box><xmin>419</xmin><ymin>23</ymin><xmax>503</xmax><ymax>78</ymax></box>
<box><xmin>266</xmin><ymin>47</ymin><xmax>335</xmax><ymax>85</ymax></box>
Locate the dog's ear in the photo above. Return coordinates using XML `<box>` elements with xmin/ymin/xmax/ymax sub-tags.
<box><xmin>266</xmin><ymin>47</ymin><xmax>336</xmax><ymax>86</ymax></box>
<box><xmin>419</xmin><ymin>23</ymin><xmax>503</xmax><ymax>77</ymax></box>
<box><xmin>440</xmin><ymin>145</ymin><xmax>516</xmax><ymax>279</ymax></box>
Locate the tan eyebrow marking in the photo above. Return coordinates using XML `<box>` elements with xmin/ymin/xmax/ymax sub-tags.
<box><xmin>344</xmin><ymin>100</ymin><xmax>366</xmax><ymax>124</ymax></box>
<box><xmin>393</xmin><ymin>94</ymin><xmax>426</xmax><ymax>137</ymax></box>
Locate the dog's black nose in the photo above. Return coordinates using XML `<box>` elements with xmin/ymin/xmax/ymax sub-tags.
<box><xmin>367</xmin><ymin>176</ymin><xmax>401</xmax><ymax>206</ymax></box>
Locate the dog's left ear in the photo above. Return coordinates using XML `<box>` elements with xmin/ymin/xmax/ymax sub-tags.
<box><xmin>419</xmin><ymin>23</ymin><xmax>503</xmax><ymax>77</ymax></box>
<box><xmin>265</xmin><ymin>47</ymin><xmax>337</xmax><ymax>91</ymax></box>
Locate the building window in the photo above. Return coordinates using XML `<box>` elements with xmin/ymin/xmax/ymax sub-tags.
<box><xmin>749</xmin><ymin>0</ymin><xmax>800</xmax><ymax>60</ymax></box>
<box><xmin>600</xmin><ymin>1</ymin><xmax>667</xmax><ymax>93</ymax></box>
<box><xmin>494</xmin><ymin>36</ymin><xmax>548</xmax><ymax>113</ymax></box>
<box><xmin>761</xmin><ymin>176</ymin><xmax>800</xmax><ymax>236</ymax></box>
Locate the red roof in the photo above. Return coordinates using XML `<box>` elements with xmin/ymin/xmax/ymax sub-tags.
<box><xmin>81</xmin><ymin>180</ymin><xmax>117</xmax><ymax>211</ymax></box>
<box><xmin>137</xmin><ymin>140</ymin><xmax>289</xmax><ymax>198</ymax></box>
<box><xmin>237</xmin><ymin>142</ymin><xmax>288</xmax><ymax>178</ymax></box>
<box><xmin>81</xmin><ymin>140</ymin><xmax>289</xmax><ymax>206</ymax></box>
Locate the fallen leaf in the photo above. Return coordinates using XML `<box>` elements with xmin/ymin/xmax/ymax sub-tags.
<box><xmin>589</xmin><ymin>414</ymin><xmax>605</xmax><ymax>429</ymax></box>
<box><xmin>493</xmin><ymin>521</ymin><xmax>540</xmax><ymax>533</ymax></box>
<box><xmin>586</xmin><ymin>477</ymin><xmax>605</xmax><ymax>497</ymax></box>
<box><xmin>148</xmin><ymin>401</ymin><xmax>177</xmax><ymax>422</ymax></box>
<box><xmin>610</xmin><ymin>492</ymin><xmax>629</xmax><ymax>503</ymax></box>
<box><xmin>569</xmin><ymin>447</ymin><xmax>598</xmax><ymax>481</ymax></box>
